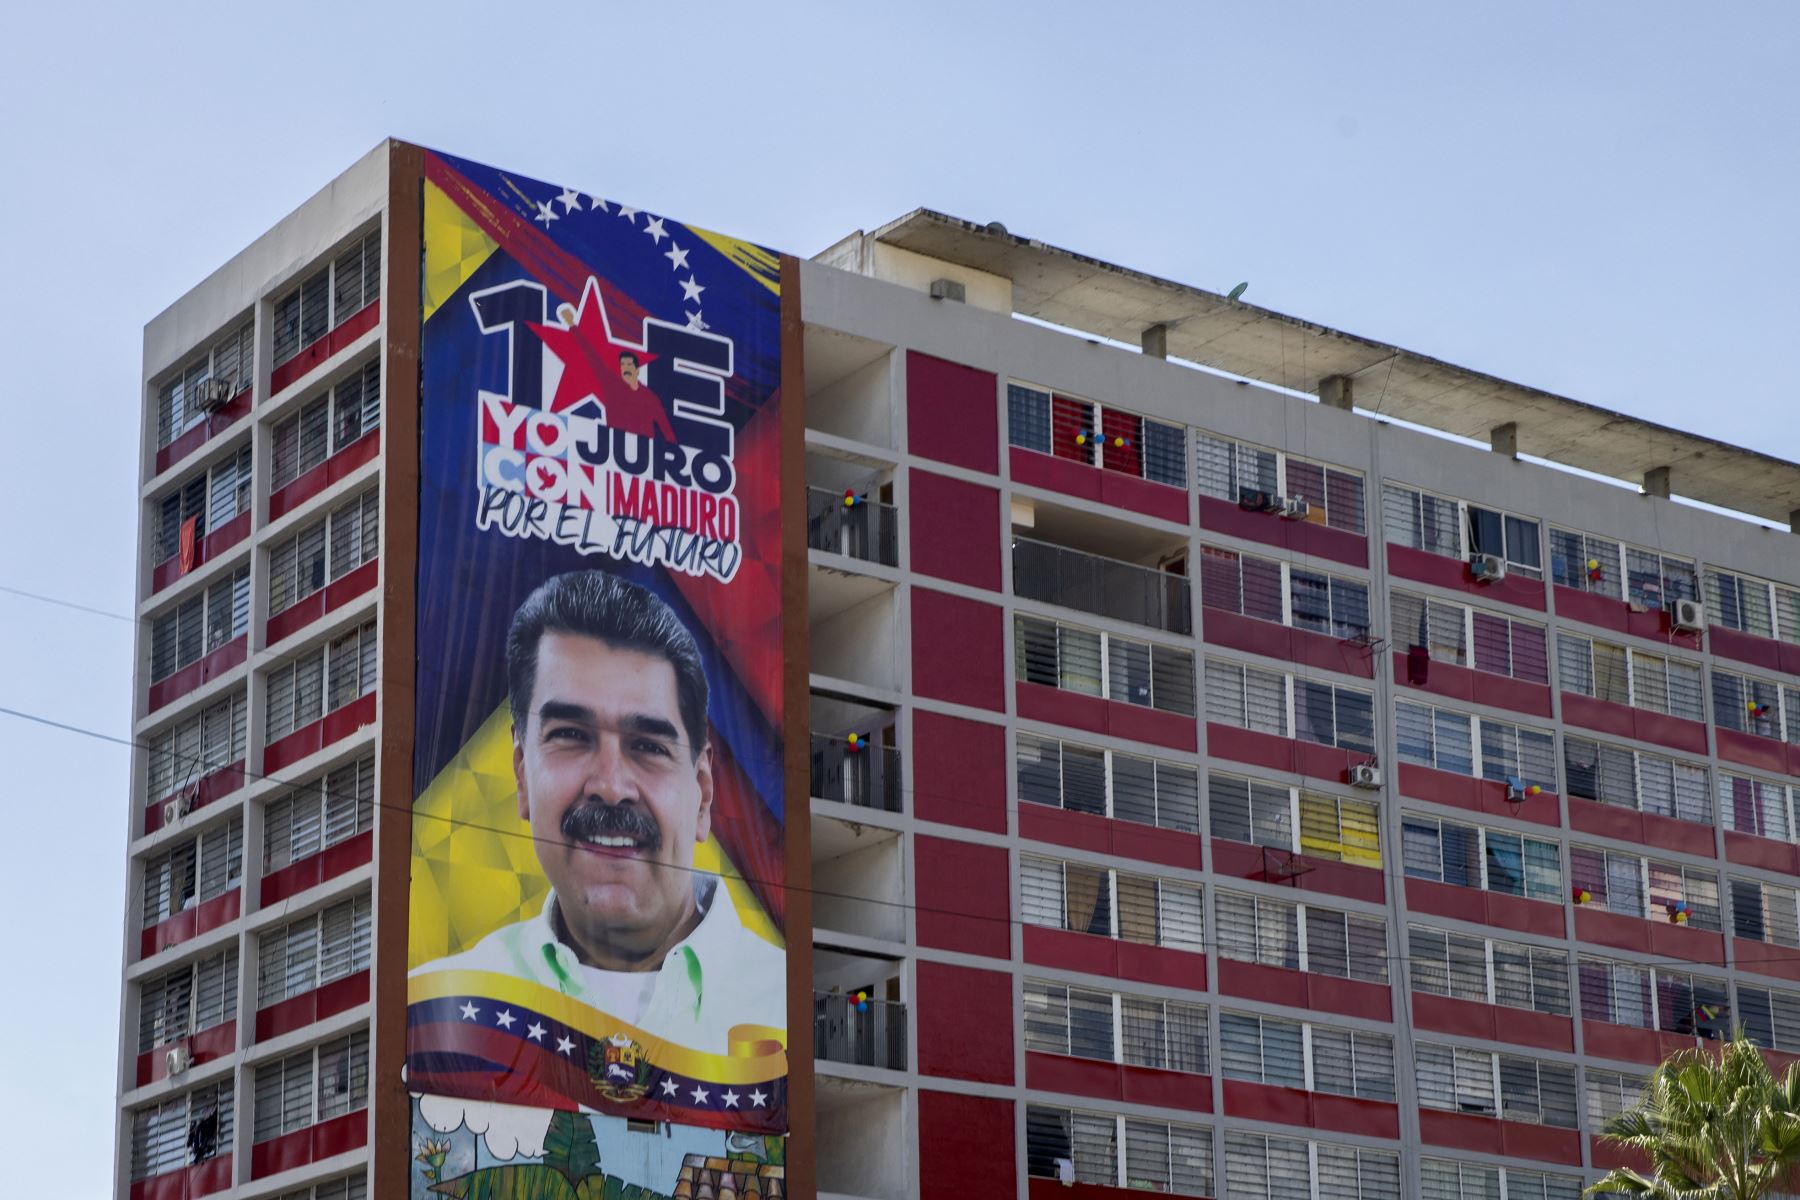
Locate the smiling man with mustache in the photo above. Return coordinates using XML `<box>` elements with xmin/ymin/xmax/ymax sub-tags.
<box><xmin>412</xmin><ymin>570</ymin><xmax>784</xmax><ymax>1053</ymax></box>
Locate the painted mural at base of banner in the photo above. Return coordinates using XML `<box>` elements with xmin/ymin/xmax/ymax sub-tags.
<box><xmin>406</xmin><ymin>149</ymin><xmax>788</xmax><ymax>1144</ymax></box>
<box><xmin>410</xmin><ymin>1095</ymin><xmax>785</xmax><ymax>1200</ymax></box>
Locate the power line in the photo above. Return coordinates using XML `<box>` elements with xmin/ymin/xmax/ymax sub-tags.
<box><xmin>0</xmin><ymin>583</ymin><xmax>136</xmax><ymax>624</ymax></box>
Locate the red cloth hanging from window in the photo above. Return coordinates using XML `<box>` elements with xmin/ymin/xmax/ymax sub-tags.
<box><xmin>1406</xmin><ymin>645</ymin><xmax>1431</xmax><ymax>685</ymax></box>
<box><xmin>179</xmin><ymin>515</ymin><xmax>200</xmax><ymax>573</ymax></box>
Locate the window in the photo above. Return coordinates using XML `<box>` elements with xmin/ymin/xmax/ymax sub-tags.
<box><xmin>1200</xmin><ymin>545</ymin><xmax>1372</xmax><ymax>640</ymax></box>
<box><xmin>153</xmin><ymin>446</ymin><xmax>253</xmax><ymax>563</ymax></box>
<box><xmin>1204</xmin><ymin>657</ymin><xmax>1288</xmax><ymax>735</ymax></box>
<box><xmin>1205</xmin><ymin>659</ymin><xmax>1374</xmax><ymax>754</ymax></box>
<box><xmin>148</xmin><ymin>565</ymin><xmax>250</xmax><ymax>681</ymax></box>
<box><xmin>1737</xmin><ymin>982</ymin><xmax>1800</xmax><ymax>1053</ymax></box>
<box><xmin>1384</xmin><ymin>484</ymin><xmax>1541</xmax><ymax>577</ymax></box>
<box><xmin>1570</xmin><ymin>847</ymin><xmax>1721</xmax><ymax>931</ymax></box>
<box><xmin>1224</xmin><ymin>1132</ymin><xmax>1399</xmax><ymax>1200</ymax></box>
<box><xmin>1651</xmin><ymin>968</ymin><xmax>1731</xmax><ymax>1038</ymax></box>
<box><xmin>269</xmin><ymin>488</ymin><xmax>379</xmax><ymax>617</ymax></box>
<box><xmin>257</xmin><ymin>893</ymin><xmax>372</xmax><ymax>1006</ymax></box>
<box><xmin>1214</xmin><ymin>889</ymin><xmax>1388</xmax><ymax>983</ymax></box>
<box><xmin>1293</xmin><ymin>679</ymin><xmax>1376</xmax><ymax>754</ymax></box>
<box><xmin>1730</xmin><ymin>876</ymin><xmax>1800</xmax><ymax>948</ymax></box>
<box><xmin>1015</xmin><ymin>615</ymin><xmax>1195</xmax><ymax>715</ymax></box>
<box><xmin>1393</xmin><ymin>590</ymin><xmax>1550</xmax><ymax>684</ymax></box>
<box><xmin>1394</xmin><ymin>700</ymin><xmax>1553</xmax><ymax>790</ymax></box>
<box><xmin>1220</xmin><ymin>1011</ymin><xmax>1395</xmax><ymax>1100</ymax></box>
<box><xmin>1711</xmin><ymin>667</ymin><xmax>1796</xmax><ymax>741</ymax></box>
<box><xmin>271</xmin><ymin>359</ymin><xmax>382</xmax><ymax>491</ymax></box>
<box><xmin>326</xmin><ymin>619</ymin><xmax>378</xmax><ymax>711</ymax></box>
<box><xmin>1028</xmin><ymin>1105</ymin><xmax>1214</xmax><ymax>1197</ymax></box>
<box><xmin>254</xmin><ymin>1030</ymin><xmax>370</xmax><ymax>1141</ymax></box>
<box><xmin>1025</xmin><ymin>980</ymin><xmax>1211</xmax><ymax>1075</ymax></box>
<box><xmin>272</xmin><ymin>230</ymin><xmax>380</xmax><ymax>368</ymax></box>
<box><xmin>1402</xmin><ymin>814</ymin><xmax>1563</xmax><ymax>902</ymax></box>
<box><xmin>1409</xmin><ymin>924</ymin><xmax>1570</xmax><ymax>1015</ymax></box>
<box><xmin>142</xmin><ymin>818</ymin><xmax>243</xmax><ymax>928</ymax></box>
<box><xmin>1578</xmin><ymin>955</ymin><xmax>1654</xmax><ymax>1028</ymax></box>
<box><xmin>1563</xmin><ymin>735</ymin><xmax>1711</xmax><ymax>824</ymax></box>
<box><xmin>1557</xmin><ymin>633</ymin><xmax>1705</xmax><ymax>721</ymax></box>
<box><xmin>1196</xmin><ymin>433</ymin><xmax>1367</xmax><ymax>533</ymax></box>
<box><xmin>1023</xmin><ymin>979</ymin><xmax>1117</xmax><ymax>1061</ymax></box>
<box><xmin>1415</xmin><ymin>1043</ymin><xmax>1578</xmax><ymax>1127</ymax></box>
<box><xmin>1585</xmin><ymin>1068</ymin><xmax>1648</xmax><ymax>1128</ymax></box>
<box><xmin>271</xmin><ymin>1178</ymin><xmax>369</xmax><ymax>1200</ymax></box>
<box><xmin>1020</xmin><ymin>856</ymin><xmax>1204</xmax><ymax>952</ymax></box>
<box><xmin>266</xmin><ymin>619</ymin><xmax>376</xmax><ymax>742</ymax></box>
<box><xmin>1006</xmin><ymin>383</ymin><xmax>1187</xmax><ymax>487</ymax></box>
<box><xmin>1420</xmin><ymin>1158</ymin><xmax>1583</xmax><ymax>1200</ymax></box>
<box><xmin>145</xmin><ymin>692</ymin><xmax>247</xmax><ymax>800</ymax></box>
<box><xmin>1120</xmin><ymin>993</ymin><xmax>1211</xmax><ymax>1075</ymax></box>
<box><xmin>138</xmin><ymin>949</ymin><xmax>237</xmax><ymax>1053</ymax></box>
<box><xmin>1549</xmin><ymin>527</ymin><xmax>1697</xmax><ymax>612</ymax></box>
<box><xmin>1209</xmin><ymin>772</ymin><xmax>1381</xmax><ymax>866</ymax></box>
<box><xmin>130</xmin><ymin>1081</ymin><xmax>233</xmax><ymax>1181</ymax></box>
<box><xmin>1017</xmin><ymin>732</ymin><xmax>1199</xmax><ymax>833</ymax></box>
<box><xmin>1719</xmin><ymin>772</ymin><xmax>1794</xmax><ymax>843</ymax></box>
<box><xmin>154</xmin><ymin>318</ymin><xmax>255</xmax><ymax>450</ymax></box>
<box><xmin>1705</xmin><ymin>566</ymin><xmax>1779</xmax><ymax>640</ymax></box>
<box><xmin>1478</xmin><ymin>716</ymin><xmax>1557</xmax><ymax>791</ymax></box>
<box><xmin>264</xmin><ymin>754</ymin><xmax>376</xmax><ymax>873</ymax></box>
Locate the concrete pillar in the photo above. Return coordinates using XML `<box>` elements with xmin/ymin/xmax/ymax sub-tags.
<box><xmin>1644</xmin><ymin>466</ymin><xmax>1672</xmax><ymax>499</ymax></box>
<box><xmin>1141</xmin><ymin>324</ymin><xmax>1168</xmax><ymax>359</ymax></box>
<box><xmin>1788</xmin><ymin>507</ymin><xmax>1800</xmax><ymax>534</ymax></box>
<box><xmin>1318</xmin><ymin>375</ymin><xmax>1353</xmax><ymax>411</ymax></box>
<box><xmin>1490</xmin><ymin>422</ymin><xmax>1519</xmax><ymax>458</ymax></box>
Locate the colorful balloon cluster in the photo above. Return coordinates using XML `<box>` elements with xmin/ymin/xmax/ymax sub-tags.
<box><xmin>842</xmin><ymin>489</ymin><xmax>864</xmax><ymax>508</ymax></box>
<box><xmin>1586</xmin><ymin>558</ymin><xmax>1604</xmax><ymax>583</ymax></box>
<box><xmin>1667</xmin><ymin>899</ymin><xmax>1690</xmax><ymax>925</ymax></box>
<box><xmin>1748</xmin><ymin>700</ymin><xmax>1772</xmax><ymax>719</ymax></box>
<box><xmin>1073</xmin><ymin>430</ymin><xmax>1132</xmax><ymax>449</ymax></box>
<box><xmin>845</xmin><ymin>732</ymin><xmax>867</xmax><ymax>754</ymax></box>
<box><xmin>1572</xmin><ymin>887</ymin><xmax>1592</xmax><ymax>904</ymax></box>
<box><xmin>853</xmin><ymin>990</ymin><xmax>871</xmax><ymax>1012</ymax></box>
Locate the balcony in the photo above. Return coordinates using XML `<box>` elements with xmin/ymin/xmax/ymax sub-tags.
<box><xmin>816</xmin><ymin>991</ymin><xmax>908</xmax><ymax>1071</ymax></box>
<box><xmin>811</xmin><ymin>731</ymin><xmax>902</xmax><ymax>813</ymax></box>
<box><xmin>1014</xmin><ymin>536</ymin><xmax>1190</xmax><ymax>635</ymax></box>
<box><xmin>808</xmin><ymin>485</ymin><xmax>899</xmax><ymax>567</ymax></box>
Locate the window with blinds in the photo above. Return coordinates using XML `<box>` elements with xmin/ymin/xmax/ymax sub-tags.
<box><xmin>271</xmin><ymin>1177</ymin><xmax>369</xmax><ymax>1200</ymax></box>
<box><xmin>1025</xmin><ymin>980</ymin><xmax>1211</xmax><ymax>1074</ymax></box>
<box><xmin>1120</xmin><ymin>992</ymin><xmax>1210</xmax><ymax>1074</ymax></box>
<box><xmin>145</xmin><ymin>691</ymin><xmax>247</xmax><ymax>800</ymax></box>
<box><xmin>1219</xmin><ymin>1010</ymin><xmax>1395</xmax><ymax>1100</ymax></box>
<box><xmin>1420</xmin><ymin>1158</ymin><xmax>1584</xmax><ymax>1200</ymax></box>
<box><xmin>1391</xmin><ymin>590</ymin><xmax>1549</xmax><ymax>683</ymax></box>
<box><xmin>153</xmin><ymin>446</ymin><xmax>253</xmax><ymax>563</ymax></box>
<box><xmin>1558</xmin><ymin>633</ymin><xmax>1704</xmax><ymax>720</ymax></box>
<box><xmin>1711</xmin><ymin>666</ymin><xmax>1796</xmax><ymax>740</ymax></box>
<box><xmin>1584</xmin><ymin>1067</ymin><xmax>1648</xmax><ymax>1128</ymax></box>
<box><xmin>327</xmin><ymin>619</ymin><xmax>378</xmax><ymax>711</ymax></box>
<box><xmin>141</xmin><ymin>818</ymin><xmax>243</xmax><ymax>928</ymax></box>
<box><xmin>1555</xmin><ymin>529</ymin><xmax>1700</xmax><ymax>609</ymax></box>
<box><xmin>1402</xmin><ymin>813</ymin><xmax>1563</xmax><ymax>902</ymax></box>
<box><xmin>265</xmin><ymin>754</ymin><xmax>376</xmax><ymax>873</ymax></box>
<box><xmin>148</xmin><ymin>565</ymin><xmax>250</xmax><ymax>680</ymax></box>
<box><xmin>1023</xmin><ymin>978</ymin><xmax>1116</xmax><ymax>1061</ymax></box>
<box><xmin>257</xmin><ymin>893</ymin><xmax>372</xmax><ymax>1007</ymax></box>
<box><xmin>154</xmin><ymin>317</ymin><xmax>254</xmax><ymax>449</ymax></box>
<box><xmin>1224</xmin><ymin>1131</ymin><xmax>1398</xmax><ymax>1200</ymax></box>
<box><xmin>1214</xmin><ymin>889</ymin><xmax>1388</xmax><ymax>983</ymax></box>
<box><xmin>1199</xmin><ymin>544</ymin><xmax>1372</xmax><ymax>639</ymax></box>
<box><xmin>1395</xmin><ymin>699</ymin><xmax>1476</xmax><ymax>775</ymax></box>
<box><xmin>1293</xmin><ymin>678</ymin><xmax>1376</xmax><ymax>754</ymax></box>
<box><xmin>130</xmin><ymin>1080</ymin><xmax>233</xmax><ymax>1181</ymax></box>
<box><xmin>1408</xmin><ymin>924</ymin><xmax>1570</xmax><ymax>1015</ymax></box>
<box><xmin>1195</xmin><ymin>433</ymin><xmax>1367</xmax><ymax>534</ymax></box>
<box><xmin>1570</xmin><ymin>847</ymin><xmax>1720</xmax><ymax>930</ymax></box>
<box><xmin>1209</xmin><ymin>772</ymin><xmax>1381</xmax><ymax>866</ymax></box>
<box><xmin>1415</xmin><ymin>1042</ymin><xmax>1578</xmax><ymax>1127</ymax></box>
<box><xmin>1563</xmin><ymin>734</ymin><xmax>1711</xmax><ymax>824</ymax></box>
<box><xmin>1204</xmin><ymin>657</ymin><xmax>1288</xmax><ymax>735</ymax></box>
<box><xmin>266</xmin><ymin>644</ymin><xmax>325</xmax><ymax>742</ymax></box>
<box><xmin>1027</xmin><ymin>1105</ymin><xmax>1214</xmax><ymax>1196</ymax></box>
<box><xmin>1704</xmin><ymin>565</ymin><xmax>1800</xmax><ymax>644</ymax></box>
<box><xmin>264</xmin><ymin>475</ymin><xmax>376</xmax><ymax>615</ymax></box>
<box><xmin>137</xmin><ymin>948</ymin><xmax>237</xmax><ymax>1053</ymax></box>
<box><xmin>272</xmin><ymin>230</ymin><xmax>380</xmax><ymax>369</ymax></box>
<box><xmin>1006</xmin><ymin>383</ymin><xmax>1188</xmax><ymax>487</ymax></box>
<box><xmin>1738</xmin><ymin>982</ymin><xmax>1800</xmax><ymax>1053</ymax></box>
<box><xmin>254</xmin><ymin>1031</ymin><xmax>369</xmax><ymax>1142</ymax></box>
<box><xmin>1730</xmin><ymin>876</ymin><xmax>1800</xmax><ymax>947</ymax></box>
<box><xmin>1648</xmin><ymin>967</ymin><xmax>1731</xmax><ymax>1038</ymax></box>
<box><xmin>1016</xmin><ymin>731</ymin><xmax>1200</xmax><ymax>832</ymax></box>
<box><xmin>1019</xmin><ymin>856</ymin><xmax>1204</xmax><ymax>952</ymax></box>
<box><xmin>1477</xmin><ymin>717</ymin><xmax>1557</xmax><ymax>791</ymax></box>
<box><xmin>1014</xmin><ymin>615</ymin><xmax>1195</xmax><ymax>714</ymax></box>
<box><xmin>1385</xmin><ymin>485</ymin><xmax>1541</xmax><ymax>577</ymax></box>
<box><xmin>1719</xmin><ymin>772</ymin><xmax>1795</xmax><ymax>842</ymax></box>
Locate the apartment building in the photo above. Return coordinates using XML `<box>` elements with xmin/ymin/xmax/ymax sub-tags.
<box><xmin>117</xmin><ymin>140</ymin><xmax>1800</xmax><ymax>1200</ymax></box>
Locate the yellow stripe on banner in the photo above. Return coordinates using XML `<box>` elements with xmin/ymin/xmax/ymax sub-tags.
<box><xmin>423</xmin><ymin>179</ymin><xmax>499</xmax><ymax>322</ymax></box>
<box><xmin>688</xmin><ymin>226</ymin><xmax>781</xmax><ymax>296</ymax></box>
<box><xmin>410</xmin><ymin>969</ymin><xmax>789</xmax><ymax>1084</ymax></box>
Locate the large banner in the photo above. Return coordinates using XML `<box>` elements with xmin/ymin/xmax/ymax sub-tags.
<box><xmin>406</xmin><ymin>151</ymin><xmax>787</xmax><ymax>1147</ymax></box>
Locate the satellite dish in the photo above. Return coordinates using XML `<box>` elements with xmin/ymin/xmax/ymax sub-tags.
<box><xmin>1227</xmin><ymin>282</ymin><xmax>1249</xmax><ymax>301</ymax></box>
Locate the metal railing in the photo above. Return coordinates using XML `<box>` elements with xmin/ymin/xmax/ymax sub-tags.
<box><xmin>807</xmin><ymin>486</ymin><xmax>899</xmax><ymax>566</ymax></box>
<box><xmin>1012</xmin><ymin>536</ymin><xmax>1191</xmax><ymax>634</ymax></box>
<box><xmin>814</xmin><ymin>991</ymin><xmax>907</xmax><ymax>1070</ymax></box>
<box><xmin>811</xmin><ymin>732</ymin><xmax>903</xmax><ymax>812</ymax></box>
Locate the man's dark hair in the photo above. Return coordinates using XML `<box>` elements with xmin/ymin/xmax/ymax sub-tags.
<box><xmin>506</xmin><ymin>571</ymin><xmax>708</xmax><ymax>757</ymax></box>
<box><xmin>618</xmin><ymin>351</ymin><xmax>639</xmax><ymax>366</ymax></box>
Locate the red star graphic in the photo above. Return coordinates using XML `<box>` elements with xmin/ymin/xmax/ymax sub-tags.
<box><xmin>529</xmin><ymin>276</ymin><xmax>675</xmax><ymax>442</ymax></box>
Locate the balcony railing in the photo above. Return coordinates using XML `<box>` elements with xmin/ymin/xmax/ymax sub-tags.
<box><xmin>811</xmin><ymin>732</ymin><xmax>903</xmax><ymax>812</ymax></box>
<box><xmin>1013</xmin><ymin>536</ymin><xmax>1191</xmax><ymax>634</ymax></box>
<box><xmin>807</xmin><ymin>487</ymin><xmax>899</xmax><ymax>566</ymax></box>
<box><xmin>815</xmin><ymin>991</ymin><xmax>907</xmax><ymax>1070</ymax></box>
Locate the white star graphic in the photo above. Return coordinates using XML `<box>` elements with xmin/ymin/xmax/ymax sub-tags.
<box><xmin>721</xmin><ymin>1089</ymin><xmax>740</xmax><ymax>1108</ymax></box>
<box><xmin>660</xmin><ymin>1078</ymin><xmax>680</xmax><ymax>1098</ymax></box>
<box><xmin>749</xmin><ymin>1088</ymin><xmax>768</xmax><ymax>1108</ymax></box>
<box><xmin>684</xmin><ymin>311</ymin><xmax>708</xmax><ymax>331</ymax></box>
<box><xmin>525</xmin><ymin>1022</ymin><xmax>547</xmax><ymax>1042</ymax></box>
<box><xmin>588</xmin><ymin>195</ymin><xmax>610</xmax><ymax>213</ymax></box>
<box><xmin>643</xmin><ymin>216</ymin><xmax>669</xmax><ymax>244</ymax></box>
<box><xmin>616</xmin><ymin>205</ymin><xmax>639</xmax><ymax>222</ymax></box>
<box><xmin>664</xmin><ymin>243</ymin><xmax>689</xmax><ymax>270</ymax></box>
<box><xmin>556</xmin><ymin>187</ymin><xmax>583</xmax><ymax>212</ymax></box>
<box><xmin>680</xmin><ymin>277</ymin><xmax>705</xmax><ymax>303</ymax></box>
<box><xmin>459</xmin><ymin>1002</ymin><xmax>480</xmax><ymax>1021</ymax></box>
<box><xmin>535</xmin><ymin>201</ymin><xmax>558</xmax><ymax>226</ymax></box>
<box><xmin>495</xmin><ymin>1009</ymin><xmax>516</xmax><ymax>1030</ymax></box>
<box><xmin>690</xmin><ymin>1085</ymin><xmax>710</xmax><ymax>1105</ymax></box>
<box><xmin>556</xmin><ymin>1036</ymin><xmax>576</xmax><ymax>1055</ymax></box>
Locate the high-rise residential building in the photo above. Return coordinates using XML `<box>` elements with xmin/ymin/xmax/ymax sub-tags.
<box><xmin>117</xmin><ymin>139</ymin><xmax>1800</xmax><ymax>1200</ymax></box>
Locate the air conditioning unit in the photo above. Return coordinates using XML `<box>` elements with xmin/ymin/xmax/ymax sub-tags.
<box><xmin>165</xmin><ymin>1045</ymin><xmax>191</xmax><ymax>1076</ymax></box>
<box><xmin>1349</xmin><ymin>762</ymin><xmax>1382</xmax><ymax>790</ymax></box>
<box><xmin>1278</xmin><ymin>496</ymin><xmax>1311</xmax><ymax>521</ymax></box>
<box><xmin>1671</xmin><ymin>598</ymin><xmax>1706</xmax><ymax>633</ymax></box>
<box><xmin>162</xmin><ymin>794</ymin><xmax>191</xmax><ymax>827</ymax></box>
<box><xmin>1469</xmin><ymin>553</ymin><xmax>1507</xmax><ymax>583</ymax></box>
<box><xmin>1237</xmin><ymin>487</ymin><xmax>1279</xmax><ymax>512</ymax></box>
<box><xmin>191</xmin><ymin>377</ymin><xmax>234</xmax><ymax>412</ymax></box>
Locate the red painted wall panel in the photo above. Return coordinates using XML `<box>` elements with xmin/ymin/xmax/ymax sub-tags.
<box><xmin>1418</xmin><ymin>1109</ymin><xmax>1582</xmax><ymax>1164</ymax></box>
<box><xmin>130</xmin><ymin>1152</ymin><xmax>234</xmax><ymax>1200</ymax></box>
<box><xmin>1736</xmin><ymin>938</ymin><xmax>1800</xmax><ymax>984</ymax></box>
<box><xmin>1717</xmin><ymin>727</ymin><xmax>1791</xmax><ymax>775</ymax></box>
<box><xmin>263</xmin><ymin>692</ymin><xmax>377</xmax><ymax>774</ymax></box>
<box><xmin>1561</xmin><ymin>692</ymin><xmax>1709</xmax><ymax>755</ymax></box>
<box><xmin>915</xmin><ymin>835</ymin><xmax>1010</xmax><ymax>958</ymax></box>
<box><xmin>1396</xmin><ymin>762</ymin><xmax>1561</xmax><ymax>827</ymax></box>
<box><xmin>1222</xmin><ymin>1079</ymin><xmax>1400</xmax><ymax>1139</ymax></box>
<box><xmin>1215</xmin><ymin>958</ymin><xmax>1390</xmax><ymax>1022</ymax></box>
<box><xmin>1574</xmin><ymin>906</ymin><xmax>1725</xmax><ymax>965</ymax></box>
<box><xmin>1206</xmin><ymin>608</ymin><xmax>1375</xmax><ymax>678</ymax></box>
<box><xmin>1410</xmin><ymin>992</ymin><xmax>1575</xmax><ymax>1053</ymax></box>
<box><xmin>1404</xmin><ymin>877</ymin><xmax>1566</xmax><ymax>939</ymax></box>
<box><xmin>248</xmin><ymin>1109</ymin><xmax>368</xmax><ymax>1179</ymax></box>
<box><xmin>141</xmin><ymin>888</ymin><xmax>240</xmax><ymax>959</ymax></box>
<box><xmin>1010</xmin><ymin>448</ymin><xmax>1189</xmax><ymax>524</ymax></box>
<box><xmin>146</xmin><ymin>635</ymin><xmax>247</xmax><ymax>713</ymax></box>
<box><xmin>1198</xmin><ymin>496</ymin><xmax>1369</xmax><ymax>568</ymax></box>
<box><xmin>1725</xmin><ymin>830</ymin><xmax>1800</xmax><ymax>877</ymax></box>
<box><xmin>1387</xmin><ymin>543</ymin><xmax>1546</xmax><ymax>610</ymax></box>
<box><xmin>1209</xmin><ymin>838</ymin><xmax>1384</xmax><ymax>905</ymax></box>
<box><xmin>268</xmin><ymin>429</ymin><xmax>380</xmax><ymax>521</ymax></box>
<box><xmin>1554</xmin><ymin>586</ymin><xmax>1701</xmax><ymax>650</ymax></box>
<box><xmin>265</xmin><ymin>557</ymin><xmax>379</xmax><ymax>646</ymax></box>
<box><xmin>1019</xmin><ymin>682</ymin><xmax>1197</xmax><ymax>752</ymax></box>
<box><xmin>1582</xmin><ymin>1020</ymin><xmax>1699</xmax><ymax>1065</ymax></box>
<box><xmin>1021</xmin><ymin>925</ymin><xmax>1209</xmax><ymax>991</ymax></box>
<box><xmin>143</xmin><ymin>760</ymin><xmax>244</xmax><ymax>836</ymax></box>
<box><xmin>1389</xmin><ymin>651</ymin><xmax>1552</xmax><ymax>717</ymax></box>
<box><xmin>1710</xmin><ymin>624</ymin><xmax>1800</xmax><ymax>677</ymax></box>
<box><xmin>1019</xmin><ymin>804</ymin><xmax>1204</xmax><ymax>872</ymax></box>
<box><xmin>906</xmin><ymin>352</ymin><xmax>998</xmax><ymax>474</ymax></box>
<box><xmin>1568</xmin><ymin>796</ymin><xmax>1707</xmax><ymax>857</ymax></box>
<box><xmin>911</xmin><ymin>711</ymin><xmax>1007</xmax><ymax>833</ymax></box>
<box><xmin>268</xmin><ymin>300</ymin><xmax>380</xmax><ymax>395</ymax></box>
<box><xmin>919</xmin><ymin>1090</ymin><xmax>1014</xmax><ymax>1200</ymax></box>
<box><xmin>916</xmin><ymin>961</ymin><xmax>1013</xmax><ymax>1084</ymax></box>
<box><xmin>909</xmin><ymin>469</ymin><xmax>1001</xmax><ymax>590</ymax></box>
<box><xmin>911</xmin><ymin>589</ymin><xmax>1004</xmax><ymax>711</ymax></box>
<box><xmin>260</xmin><ymin>830</ymin><xmax>374</xmax><ymax>906</ymax></box>
<box><xmin>1205</xmin><ymin>724</ymin><xmax>1366</xmax><ymax>789</ymax></box>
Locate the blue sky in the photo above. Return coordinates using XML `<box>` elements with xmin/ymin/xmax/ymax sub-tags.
<box><xmin>1</xmin><ymin>1</ymin><xmax>1796</xmax><ymax>1192</ymax></box>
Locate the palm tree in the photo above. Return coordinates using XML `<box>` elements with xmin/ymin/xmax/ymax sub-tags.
<box><xmin>1588</xmin><ymin>1033</ymin><xmax>1800</xmax><ymax>1197</ymax></box>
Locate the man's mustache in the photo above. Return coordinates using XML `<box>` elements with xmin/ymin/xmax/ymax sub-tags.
<box><xmin>560</xmin><ymin>799</ymin><xmax>662</xmax><ymax>850</ymax></box>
